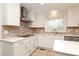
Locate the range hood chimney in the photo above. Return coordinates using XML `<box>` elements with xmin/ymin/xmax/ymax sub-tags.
<box><xmin>21</xmin><ymin>6</ymin><xmax>33</xmax><ymax>23</ymax></box>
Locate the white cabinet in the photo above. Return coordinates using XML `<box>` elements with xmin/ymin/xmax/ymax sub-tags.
<box><xmin>0</xmin><ymin>39</ymin><xmax>27</xmax><ymax>56</ymax></box>
<box><xmin>38</xmin><ymin>35</ymin><xmax>54</xmax><ymax>50</ymax></box>
<box><xmin>2</xmin><ymin>3</ymin><xmax>20</xmax><ymax>26</ymax></box>
<box><xmin>53</xmin><ymin>40</ymin><xmax>64</xmax><ymax>52</ymax></box>
<box><xmin>14</xmin><ymin>41</ymin><xmax>27</xmax><ymax>56</ymax></box>
<box><xmin>38</xmin><ymin>35</ymin><xmax>64</xmax><ymax>50</ymax></box>
<box><xmin>64</xmin><ymin>41</ymin><xmax>79</xmax><ymax>55</ymax></box>
<box><xmin>0</xmin><ymin>36</ymin><xmax>38</xmax><ymax>56</ymax></box>
<box><xmin>67</xmin><ymin>7</ymin><xmax>79</xmax><ymax>27</ymax></box>
<box><xmin>29</xmin><ymin>12</ymin><xmax>45</xmax><ymax>27</ymax></box>
<box><xmin>38</xmin><ymin>35</ymin><xmax>47</xmax><ymax>48</ymax></box>
<box><xmin>14</xmin><ymin>45</ymin><xmax>27</xmax><ymax>56</ymax></box>
<box><xmin>25</xmin><ymin>36</ymin><xmax>38</xmax><ymax>55</ymax></box>
<box><xmin>46</xmin><ymin>36</ymin><xmax>54</xmax><ymax>49</ymax></box>
<box><xmin>53</xmin><ymin>39</ymin><xmax>79</xmax><ymax>55</ymax></box>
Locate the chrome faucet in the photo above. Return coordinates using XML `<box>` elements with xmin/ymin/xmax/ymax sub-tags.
<box><xmin>52</xmin><ymin>28</ymin><xmax>58</xmax><ymax>34</ymax></box>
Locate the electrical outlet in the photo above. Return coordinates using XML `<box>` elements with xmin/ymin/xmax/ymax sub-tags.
<box><xmin>4</xmin><ymin>30</ymin><xmax>8</xmax><ymax>34</ymax></box>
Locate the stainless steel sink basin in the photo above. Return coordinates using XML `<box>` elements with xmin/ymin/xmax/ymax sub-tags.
<box><xmin>18</xmin><ymin>34</ymin><xmax>34</xmax><ymax>37</ymax></box>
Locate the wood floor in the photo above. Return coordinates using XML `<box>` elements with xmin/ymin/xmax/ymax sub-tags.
<box><xmin>31</xmin><ymin>48</ymin><xmax>72</xmax><ymax>56</ymax></box>
<box><xmin>31</xmin><ymin>48</ymin><xmax>55</xmax><ymax>56</ymax></box>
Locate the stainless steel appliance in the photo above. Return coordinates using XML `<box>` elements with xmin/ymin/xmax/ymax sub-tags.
<box><xmin>64</xmin><ymin>36</ymin><xmax>79</xmax><ymax>42</ymax></box>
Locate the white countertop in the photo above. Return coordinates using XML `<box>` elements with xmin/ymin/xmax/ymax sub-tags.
<box><xmin>0</xmin><ymin>37</ymin><xmax>26</xmax><ymax>43</ymax></box>
<box><xmin>35</xmin><ymin>33</ymin><xmax>79</xmax><ymax>37</ymax></box>
<box><xmin>1</xmin><ymin>34</ymin><xmax>79</xmax><ymax>43</ymax></box>
<box><xmin>64</xmin><ymin>34</ymin><xmax>79</xmax><ymax>37</ymax></box>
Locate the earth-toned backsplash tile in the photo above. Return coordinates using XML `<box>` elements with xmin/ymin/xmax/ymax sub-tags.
<box><xmin>2</xmin><ymin>22</ymin><xmax>33</xmax><ymax>37</ymax></box>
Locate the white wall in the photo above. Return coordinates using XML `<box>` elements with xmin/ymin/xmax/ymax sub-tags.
<box><xmin>0</xmin><ymin>4</ymin><xmax>2</xmax><ymax>56</ymax></box>
<box><xmin>0</xmin><ymin>4</ymin><xmax>2</xmax><ymax>39</ymax></box>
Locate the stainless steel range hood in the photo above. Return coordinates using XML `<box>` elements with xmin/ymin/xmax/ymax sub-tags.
<box><xmin>21</xmin><ymin>6</ymin><xmax>33</xmax><ymax>23</ymax></box>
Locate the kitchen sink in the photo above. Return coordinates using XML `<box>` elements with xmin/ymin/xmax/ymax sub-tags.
<box><xmin>18</xmin><ymin>34</ymin><xmax>34</xmax><ymax>37</ymax></box>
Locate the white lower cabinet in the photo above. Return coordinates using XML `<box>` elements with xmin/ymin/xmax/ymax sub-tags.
<box><xmin>64</xmin><ymin>41</ymin><xmax>79</xmax><ymax>55</ymax></box>
<box><xmin>25</xmin><ymin>36</ymin><xmax>38</xmax><ymax>55</ymax></box>
<box><xmin>13</xmin><ymin>40</ymin><xmax>28</xmax><ymax>56</ymax></box>
<box><xmin>38</xmin><ymin>36</ymin><xmax>47</xmax><ymax>48</ymax></box>
<box><xmin>38</xmin><ymin>35</ymin><xmax>64</xmax><ymax>50</ymax></box>
<box><xmin>0</xmin><ymin>39</ymin><xmax>27</xmax><ymax>56</ymax></box>
<box><xmin>13</xmin><ymin>44</ymin><xmax>27</xmax><ymax>56</ymax></box>
<box><xmin>53</xmin><ymin>40</ymin><xmax>64</xmax><ymax>52</ymax></box>
<box><xmin>0</xmin><ymin>36</ymin><xmax>38</xmax><ymax>56</ymax></box>
<box><xmin>38</xmin><ymin>35</ymin><xmax>54</xmax><ymax>50</ymax></box>
<box><xmin>0</xmin><ymin>35</ymin><xmax>64</xmax><ymax>56</ymax></box>
<box><xmin>46</xmin><ymin>37</ymin><xmax>54</xmax><ymax>49</ymax></box>
<box><xmin>54</xmin><ymin>40</ymin><xmax>79</xmax><ymax>56</ymax></box>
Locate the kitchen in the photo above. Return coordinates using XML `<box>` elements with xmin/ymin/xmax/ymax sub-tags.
<box><xmin>0</xmin><ymin>3</ymin><xmax>79</xmax><ymax>56</ymax></box>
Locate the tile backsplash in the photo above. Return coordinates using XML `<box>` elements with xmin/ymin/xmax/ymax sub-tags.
<box><xmin>2</xmin><ymin>22</ymin><xmax>79</xmax><ymax>37</ymax></box>
<box><xmin>2</xmin><ymin>22</ymin><xmax>33</xmax><ymax>37</ymax></box>
<box><xmin>67</xmin><ymin>27</ymin><xmax>79</xmax><ymax>35</ymax></box>
<box><xmin>29</xmin><ymin>27</ymin><xmax>79</xmax><ymax>35</ymax></box>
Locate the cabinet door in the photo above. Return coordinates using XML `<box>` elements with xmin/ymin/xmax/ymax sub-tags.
<box><xmin>35</xmin><ymin>13</ymin><xmax>45</xmax><ymax>27</ymax></box>
<box><xmin>14</xmin><ymin>40</ymin><xmax>28</xmax><ymax>56</ymax></box>
<box><xmin>46</xmin><ymin>36</ymin><xmax>54</xmax><ymax>49</ymax></box>
<box><xmin>14</xmin><ymin>44</ymin><xmax>27</xmax><ymax>56</ymax></box>
<box><xmin>29</xmin><ymin>12</ymin><xmax>45</xmax><ymax>27</ymax></box>
<box><xmin>24</xmin><ymin>36</ymin><xmax>38</xmax><ymax>55</ymax></box>
<box><xmin>67</xmin><ymin>7</ymin><xmax>79</xmax><ymax>27</ymax></box>
<box><xmin>64</xmin><ymin>41</ymin><xmax>79</xmax><ymax>55</ymax></box>
<box><xmin>3</xmin><ymin>3</ymin><xmax>20</xmax><ymax>26</ymax></box>
<box><xmin>53</xmin><ymin>40</ymin><xmax>64</xmax><ymax>52</ymax></box>
<box><xmin>38</xmin><ymin>36</ymin><xmax>54</xmax><ymax>49</ymax></box>
<box><xmin>38</xmin><ymin>36</ymin><xmax>47</xmax><ymax>48</ymax></box>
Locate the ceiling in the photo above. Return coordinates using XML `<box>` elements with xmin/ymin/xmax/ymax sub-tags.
<box><xmin>21</xmin><ymin>3</ymin><xmax>79</xmax><ymax>13</ymax></box>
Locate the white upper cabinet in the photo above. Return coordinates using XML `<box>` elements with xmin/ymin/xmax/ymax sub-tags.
<box><xmin>29</xmin><ymin>12</ymin><xmax>45</xmax><ymax>27</ymax></box>
<box><xmin>67</xmin><ymin>7</ymin><xmax>79</xmax><ymax>27</ymax></box>
<box><xmin>2</xmin><ymin>3</ymin><xmax>20</xmax><ymax>26</ymax></box>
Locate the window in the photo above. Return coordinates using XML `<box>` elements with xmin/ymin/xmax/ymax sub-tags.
<box><xmin>47</xmin><ymin>18</ymin><xmax>64</xmax><ymax>32</ymax></box>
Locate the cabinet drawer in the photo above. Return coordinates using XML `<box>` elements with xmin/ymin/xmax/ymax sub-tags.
<box><xmin>27</xmin><ymin>39</ymin><xmax>37</xmax><ymax>44</ymax></box>
<box><xmin>14</xmin><ymin>40</ymin><xmax>25</xmax><ymax>47</ymax></box>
